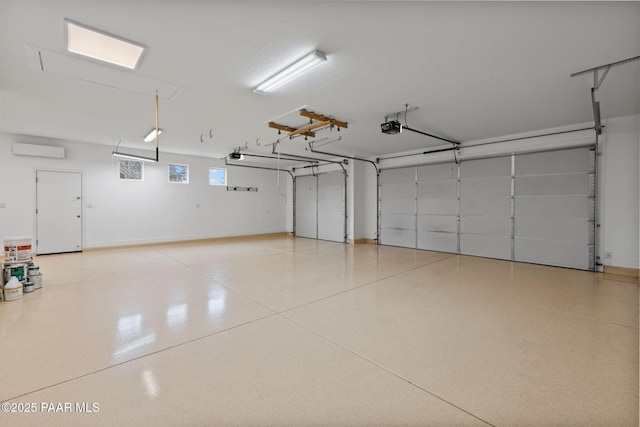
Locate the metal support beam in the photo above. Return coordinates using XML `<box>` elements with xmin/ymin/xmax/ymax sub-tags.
<box><xmin>403</xmin><ymin>125</ymin><xmax>459</xmax><ymax>146</ymax></box>
<box><xmin>570</xmin><ymin>55</ymin><xmax>640</xmax><ymax>79</ymax></box>
<box><xmin>224</xmin><ymin>158</ymin><xmax>294</xmax><ymax>180</ymax></box>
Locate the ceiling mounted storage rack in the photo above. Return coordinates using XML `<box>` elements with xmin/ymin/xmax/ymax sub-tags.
<box><xmin>268</xmin><ymin>109</ymin><xmax>348</xmax><ymax>140</ymax></box>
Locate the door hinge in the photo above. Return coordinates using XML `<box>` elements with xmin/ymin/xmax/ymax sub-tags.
<box><xmin>35</xmin><ymin>209</ymin><xmax>38</xmax><ymax>214</ymax></box>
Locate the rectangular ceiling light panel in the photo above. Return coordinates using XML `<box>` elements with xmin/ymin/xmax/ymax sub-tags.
<box><xmin>65</xmin><ymin>19</ymin><xmax>145</xmax><ymax>69</ymax></box>
<box><xmin>254</xmin><ymin>50</ymin><xmax>327</xmax><ymax>94</ymax></box>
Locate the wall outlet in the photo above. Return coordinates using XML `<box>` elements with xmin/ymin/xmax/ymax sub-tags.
<box><xmin>604</xmin><ymin>252</ymin><xmax>612</xmax><ymax>259</ymax></box>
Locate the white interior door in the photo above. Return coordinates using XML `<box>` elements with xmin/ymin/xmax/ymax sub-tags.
<box><xmin>36</xmin><ymin>170</ymin><xmax>83</xmax><ymax>255</ymax></box>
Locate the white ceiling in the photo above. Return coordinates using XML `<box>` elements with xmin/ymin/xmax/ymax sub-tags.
<box><xmin>1</xmin><ymin>1</ymin><xmax>639</xmax><ymax>163</ymax></box>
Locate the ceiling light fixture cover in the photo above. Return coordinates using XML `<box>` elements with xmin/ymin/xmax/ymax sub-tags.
<box><xmin>144</xmin><ymin>128</ymin><xmax>162</xmax><ymax>142</ymax></box>
<box><xmin>65</xmin><ymin>19</ymin><xmax>145</xmax><ymax>69</ymax></box>
<box><xmin>254</xmin><ymin>50</ymin><xmax>327</xmax><ymax>95</ymax></box>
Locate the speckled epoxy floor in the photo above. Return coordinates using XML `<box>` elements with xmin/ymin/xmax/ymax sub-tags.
<box><xmin>1</xmin><ymin>236</ymin><xmax>637</xmax><ymax>426</ymax></box>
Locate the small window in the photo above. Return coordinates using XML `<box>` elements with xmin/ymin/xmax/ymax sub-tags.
<box><xmin>169</xmin><ymin>163</ymin><xmax>189</xmax><ymax>184</ymax></box>
<box><xmin>119</xmin><ymin>160</ymin><xmax>143</xmax><ymax>180</ymax></box>
<box><xmin>209</xmin><ymin>167</ymin><xmax>227</xmax><ymax>186</ymax></box>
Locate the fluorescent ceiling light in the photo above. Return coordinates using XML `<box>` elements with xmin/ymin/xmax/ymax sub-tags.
<box><xmin>254</xmin><ymin>50</ymin><xmax>327</xmax><ymax>94</ymax></box>
<box><xmin>65</xmin><ymin>19</ymin><xmax>145</xmax><ymax>69</ymax></box>
<box><xmin>112</xmin><ymin>151</ymin><xmax>158</xmax><ymax>163</ymax></box>
<box><xmin>144</xmin><ymin>128</ymin><xmax>162</xmax><ymax>142</ymax></box>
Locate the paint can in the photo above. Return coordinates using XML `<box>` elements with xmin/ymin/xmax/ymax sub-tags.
<box><xmin>23</xmin><ymin>281</ymin><xmax>34</xmax><ymax>293</ymax></box>
<box><xmin>3</xmin><ymin>276</ymin><xmax>23</xmax><ymax>301</ymax></box>
<box><xmin>31</xmin><ymin>273</ymin><xmax>43</xmax><ymax>289</ymax></box>
<box><xmin>27</xmin><ymin>265</ymin><xmax>40</xmax><ymax>276</ymax></box>
<box><xmin>29</xmin><ymin>274</ymin><xmax>42</xmax><ymax>289</ymax></box>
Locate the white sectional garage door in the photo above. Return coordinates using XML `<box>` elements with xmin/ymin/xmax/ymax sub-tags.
<box><xmin>417</xmin><ymin>163</ymin><xmax>458</xmax><ymax>252</ymax></box>
<box><xmin>379</xmin><ymin>167</ymin><xmax>417</xmax><ymax>247</ymax></box>
<box><xmin>459</xmin><ymin>156</ymin><xmax>512</xmax><ymax>260</ymax></box>
<box><xmin>295</xmin><ymin>174</ymin><xmax>317</xmax><ymax>239</ymax></box>
<box><xmin>379</xmin><ymin>146</ymin><xmax>595</xmax><ymax>270</ymax></box>
<box><xmin>295</xmin><ymin>171</ymin><xmax>346</xmax><ymax>243</ymax></box>
<box><xmin>513</xmin><ymin>148</ymin><xmax>595</xmax><ymax>270</ymax></box>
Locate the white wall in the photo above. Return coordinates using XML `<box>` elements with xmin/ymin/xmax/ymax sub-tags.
<box><xmin>0</xmin><ymin>134</ymin><xmax>289</xmax><ymax>249</ymax></box>
<box><xmin>599</xmin><ymin>115</ymin><xmax>640</xmax><ymax>269</ymax></box>
<box><xmin>347</xmin><ymin>160</ymin><xmax>369</xmax><ymax>242</ymax></box>
<box><xmin>357</xmin><ymin>116</ymin><xmax>640</xmax><ymax>270</ymax></box>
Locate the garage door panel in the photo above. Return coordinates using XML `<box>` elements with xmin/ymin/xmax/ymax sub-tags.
<box><xmin>296</xmin><ymin>216</ymin><xmax>316</xmax><ymax>239</ymax></box>
<box><xmin>417</xmin><ymin>180</ymin><xmax>457</xmax><ymax>198</ymax></box>
<box><xmin>295</xmin><ymin>175</ymin><xmax>316</xmax><ymax>238</ymax></box>
<box><xmin>319</xmin><ymin>172</ymin><xmax>344</xmax><ymax>186</ymax></box>
<box><xmin>317</xmin><ymin>172</ymin><xmax>345</xmax><ymax>242</ymax></box>
<box><xmin>515</xmin><ymin>174</ymin><xmax>591</xmax><ymax>196</ymax></box>
<box><xmin>379</xmin><ymin>146</ymin><xmax>594</xmax><ymax>270</ymax></box>
<box><xmin>515</xmin><ymin>238</ymin><xmax>591</xmax><ymax>270</ymax></box>
<box><xmin>515</xmin><ymin>217</ymin><xmax>591</xmax><ymax>242</ymax></box>
<box><xmin>417</xmin><ymin>163</ymin><xmax>457</xmax><ymax>180</ymax></box>
<box><xmin>515</xmin><ymin>195</ymin><xmax>591</xmax><ymax>218</ymax></box>
<box><xmin>295</xmin><ymin>172</ymin><xmax>346</xmax><ymax>243</ymax></box>
<box><xmin>382</xmin><ymin>198</ymin><xmax>415</xmax><ymax>215</ymax></box>
<box><xmin>380</xmin><ymin>228</ymin><xmax>416</xmax><ymax>248</ymax></box>
<box><xmin>318</xmin><ymin>213</ymin><xmax>345</xmax><ymax>242</ymax></box>
<box><xmin>382</xmin><ymin>214</ymin><xmax>415</xmax><ymax>229</ymax></box>
<box><xmin>516</xmin><ymin>148</ymin><xmax>591</xmax><ymax>175</ymax></box>
<box><xmin>460</xmin><ymin>197</ymin><xmax>511</xmax><ymax>216</ymax></box>
<box><xmin>381</xmin><ymin>183</ymin><xmax>415</xmax><ymax>199</ymax></box>
<box><xmin>418</xmin><ymin>215</ymin><xmax>457</xmax><ymax>233</ymax></box>
<box><xmin>460</xmin><ymin>216</ymin><xmax>511</xmax><ymax>236</ymax></box>
<box><xmin>318</xmin><ymin>186</ymin><xmax>343</xmax><ymax>200</ymax></box>
<box><xmin>418</xmin><ymin>198</ymin><xmax>457</xmax><ymax>215</ymax></box>
<box><xmin>460</xmin><ymin>234</ymin><xmax>511</xmax><ymax>260</ymax></box>
<box><xmin>318</xmin><ymin>198</ymin><xmax>344</xmax><ymax>213</ymax></box>
<box><xmin>418</xmin><ymin>231</ymin><xmax>458</xmax><ymax>252</ymax></box>
<box><xmin>382</xmin><ymin>168</ymin><xmax>416</xmax><ymax>184</ymax></box>
<box><xmin>460</xmin><ymin>157</ymin><xmax>511</xmax><ymax>178</ymax></box>
<box><xmin>460</xmin><ymin>176</ymin><xmax>511</xmax><ymax>197</ymax></box>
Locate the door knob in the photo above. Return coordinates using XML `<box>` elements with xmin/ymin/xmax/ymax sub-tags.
<box><xmin>77</xmin><ymin>215</ymin><xmax>81</xmax><ymax>218</ymax></box>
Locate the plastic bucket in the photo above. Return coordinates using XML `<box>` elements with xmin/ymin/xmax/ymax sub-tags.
<box><xmin>4</xmin><ymin>238</ymin><xmax>32</xmax><ymax>261</ymax></box>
